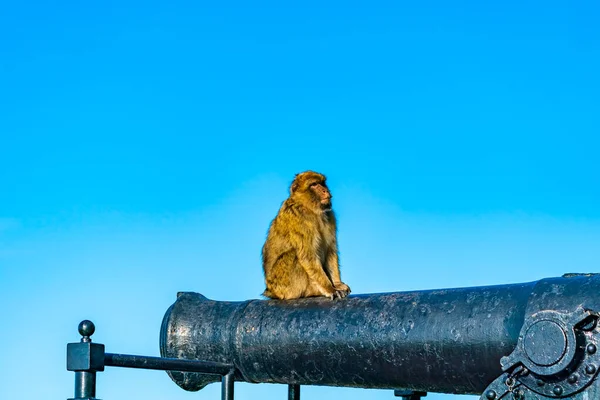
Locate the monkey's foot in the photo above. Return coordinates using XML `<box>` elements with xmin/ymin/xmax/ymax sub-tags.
<box><xmin>334</xmin><ymin>282</ymin><xmax>351</xmax><ymax>297</ymax></box>
<box><xmin>326</xmin><ymin>287</ymin><xmax>349</xmax><ymax>300</ymax></box>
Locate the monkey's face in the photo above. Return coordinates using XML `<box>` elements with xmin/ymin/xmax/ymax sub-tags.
<box><xmin>310</xmin><ymin>182</ymin><xmax>332</xmax><ymax>209</ymax></box>
<box><xmin>290</xmin><ymin>171</ymin><xmax>333</xmax><ymax>212</ymax></box>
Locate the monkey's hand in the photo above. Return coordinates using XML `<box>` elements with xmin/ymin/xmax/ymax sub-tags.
<box><xmin>334</xmin><ymin>282</ymin><xmax>351</xmax><ymax>297</ymax></box>
<box><xmin>319</xmin><ymin>285</ymin><xmax>346</xmax><ymax>300</ymax></box>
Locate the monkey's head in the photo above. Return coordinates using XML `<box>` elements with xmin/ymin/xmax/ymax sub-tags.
<box><xmin>290</xmin><ymin>171</ymin><xmax>332</xmax><ymax>212</ymax></box>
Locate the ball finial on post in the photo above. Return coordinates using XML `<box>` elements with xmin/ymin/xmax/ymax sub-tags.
<box><xmin>78</xmin><ymin>320</ymin><xmax>95</xmax><ymax>342</ymax></box>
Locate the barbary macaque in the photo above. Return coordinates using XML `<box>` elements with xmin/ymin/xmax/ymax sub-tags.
<box><xmin>262</xmin><ymin>171</ymin><xmax>351</xmax><ymax>300</ymax></box>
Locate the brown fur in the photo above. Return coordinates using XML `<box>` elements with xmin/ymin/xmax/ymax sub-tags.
<box><xmin>262</xmin><ymin>171</ymin><xmax>351</xmax><ymax>300</ymax></box>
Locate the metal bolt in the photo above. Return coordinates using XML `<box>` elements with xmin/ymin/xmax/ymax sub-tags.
<box><xmin>514</xmin><ymin>388</ymin><xmax>524</xmax><ymax>399</ymax></box>
<box><xmin>484</xmin><ymin>389</ymin><xmax>497</xmax><ymax>400</ymax></box>
<box><xmin>536</xmin><ymin>379</ymin><xmax>545</xmax><ymax>386</ymax></box>
<box><xmin>567</xmin><ymin>373</ymin><xmax>579</xmax><ymax>384</ymax></box>
<box><xmin>553</xmin><ymin>386</ymin><xmax>563</xmax><ymax>396</ymax></box>
<box><xmin>587</xmin><ymin>343</ymin><xmax>597</xmax><ymax>355</ymax></box>
<box><xmin>585</xmin><ymin>364</ymin><xmax>597</xmax><ymax>375</ymax></box>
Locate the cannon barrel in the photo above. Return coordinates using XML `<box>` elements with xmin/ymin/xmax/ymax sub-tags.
<box><xmin>160</xmin><ymin>274</ymin><xmax>600</xmax><ymax>396</ymax></box>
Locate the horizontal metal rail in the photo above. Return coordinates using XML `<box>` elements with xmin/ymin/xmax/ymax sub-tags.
<box><xmin>104</xmin><ymin>352</ymin><xmax>234</xmax><ymax>375</ymax></box>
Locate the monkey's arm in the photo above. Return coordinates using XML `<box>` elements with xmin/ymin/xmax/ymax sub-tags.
<box><xmin>326</xmin><ymin>248</ymin><xmax>351</xmax><ymax>295</ymax></box>
<box><xmin>323</xmin><ymin>212</ymin><xmax>350</xmax><ymax>296</ymax></box>
<box><xmin>325</xmin><ymin>247</ymin><xmax>341</xmax><ymax>282</ymax></box>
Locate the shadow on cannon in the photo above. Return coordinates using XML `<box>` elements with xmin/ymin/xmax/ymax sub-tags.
<box><xmin>67</xmin><ymin>273</ymin><xmax>600</xmax><ymax>400</ymax></box>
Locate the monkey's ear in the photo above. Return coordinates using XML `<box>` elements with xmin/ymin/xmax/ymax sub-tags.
<box><xmin>290</xmin><ymin>181</ymin><xmax>299</xmax><ymax>194</ymax></box>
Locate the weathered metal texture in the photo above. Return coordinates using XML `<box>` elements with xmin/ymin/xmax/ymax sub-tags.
<box><xmin>159</xmin><ymin>274</ymin><xmax>600</xmax><ymax>395</ymax></box>
<box><xmin>478</xmin><ymin>275</ymin><xmax>600</xmax><ymax>399</ymax></box>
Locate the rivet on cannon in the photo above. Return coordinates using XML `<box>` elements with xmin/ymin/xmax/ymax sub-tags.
<box><xmin>587</xmin><ymin>343</ymin><xmax>597</xmax><ymax>355</ymax></box>
<box><xmin>568</xmin><ymin>373</ymin><xmax>579</xmax><ymax>384</ymax></box>
<box><xmin>585</xmin><ymin>364</ymin><xmax>597</xmax><ymax>375</ymax></box>
<box><xmin>553</xmin><ymin>385</ymin><xmax>563</xmax><ymax>396</ymax></box>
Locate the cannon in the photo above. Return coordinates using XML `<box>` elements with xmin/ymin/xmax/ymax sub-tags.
<box><xmin>67</xmin><ymin>273</ymin><xmax>600</xmax><ymax>399</ymax></box>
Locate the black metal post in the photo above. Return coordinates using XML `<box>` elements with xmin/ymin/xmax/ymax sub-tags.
<box><xmin>221</xmin><ymin>372</ymin><xmax>235</xmax><ymax>400</ymax></box>
<box><xmin>288</xmin><ymin>384</ymin><xmax>300</xmax><ymax>400</ymax></box>
<box><xmin>73</xmin><ymin>371</ymin><xmax>97</xmax><ymax>399</ymax></box>
<box><xmin>395</xmin><ymin>389</ymin><xmax>427</xmax><ymax>400</ymax></box>
<box><xmin>67</xmin><ymin>320</ymin><xmax>104</xmax><ymax>400</ymax></box>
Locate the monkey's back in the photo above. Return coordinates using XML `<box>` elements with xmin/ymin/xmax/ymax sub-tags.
<box><xmin>262</xmin><ymin>200</ymin><xmax>308</xmax><ymax>272</ymax></box>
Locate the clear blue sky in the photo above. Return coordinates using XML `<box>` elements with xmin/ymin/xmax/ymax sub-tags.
<box><xmin>1</xmin><ymin>1</ymin><xmax>598</xmax><ymax>399</ymax></box>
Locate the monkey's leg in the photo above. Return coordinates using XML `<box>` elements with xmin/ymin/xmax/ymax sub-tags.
<box><xmin>297</xmin><ymin>254</ymin><xmax>339</xmax><ymax>299</ymax></box>
<box><xmin>305</xmin><ymin>280</ymin><xmax>332</xmax><ymax>297</ymax></box>
<box><xmin>265</xmin><ymin>251</ymin><xmax>309</xmax><ymax>300</ymax></box>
